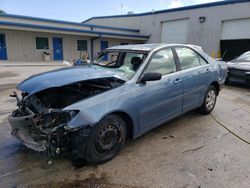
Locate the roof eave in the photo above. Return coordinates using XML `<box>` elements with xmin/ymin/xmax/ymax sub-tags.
<box><xmin>0</xmin><ymin>13</ymin><xmax>140</xmax><ymax>33</ymax></box>
<box><xmin>0</xmin><ymin>21</ymin><xmax>149</xmax><ymax>40</ymax></box>
<box><xmin>83</xmin><ymin>0</ymin><xmax>249</xmax><ymax>22</ymax></box>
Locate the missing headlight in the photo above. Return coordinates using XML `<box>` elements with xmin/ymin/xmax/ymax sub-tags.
<box><xmin>68</xmin><ymin>110</ymin><xmax>79</xmax><ymax>120</ymax></box>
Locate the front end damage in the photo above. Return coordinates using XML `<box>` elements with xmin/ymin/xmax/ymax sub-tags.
<box><xmin>8</xmin><ymin>77</ymin><xmax>124</xmax><ymax>157</ymax></box>
<box><xmin>9</xmin><ymin>101</ymin><xmax>75</xmax><ymax>156</ymax></box>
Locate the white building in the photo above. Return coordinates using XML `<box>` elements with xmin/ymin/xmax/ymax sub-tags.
<box><xmin>84</xmin><ymin>0</ymin><xmax>250</xmax><ymax>61</ymax></box>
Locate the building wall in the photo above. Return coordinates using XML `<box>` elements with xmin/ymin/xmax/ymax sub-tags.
<box><xmin>2</xmin><ymin>29</ymin><xmax>91</xmax><ymax>61</ymax></box>
<box><xmin>85</xmin><ymin>2</ymin><xmax>250</xmax><ymax>57</ymax></box>
<box><xmin>92</xmin><ymin>37</ymin><xmax>139</xmax><ymax>58</ymax></box>
<box><xmin>1</xmin><ymin>29</ymin><xmax>140</xmax><ymax>62</ymax></box>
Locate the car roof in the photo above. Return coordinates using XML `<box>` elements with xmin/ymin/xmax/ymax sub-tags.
<box><xmin>107</xmin><ymin>43</ymin><xmax>203</xmax><ymax>52</ymax></box>
<box><xmin>241</xmin><ymin>51</ymin><xmax>250</xmax><ymax>55</ymax></box>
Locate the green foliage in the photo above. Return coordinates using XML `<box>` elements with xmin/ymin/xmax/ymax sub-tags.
<box><xmin>0</xmin><ymin>10</ymin><xmax>6</xmax><ymax>14</ymax></box>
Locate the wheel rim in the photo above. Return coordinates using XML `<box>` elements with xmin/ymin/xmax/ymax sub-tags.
<box><xmin>95</xmin><ymin>124</ymin><xmax>120</xmax><ymax>154</ymax></box>
<box><xmin>205</xmin><ymin>90</ymin><xmax>216</xmax><ymax>111</ymax></box>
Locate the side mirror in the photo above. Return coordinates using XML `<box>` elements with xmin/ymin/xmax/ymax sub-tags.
<box><xmin>138</xmin><ymin>72</ymin><xmax>162</xmax><ymax>83</ymax></box>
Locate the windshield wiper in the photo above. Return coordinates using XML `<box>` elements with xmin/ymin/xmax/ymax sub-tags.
<box><xmin>89</xmin><ymin>60</ymin><xmax>99</xmax><ymax>67</ymax></box>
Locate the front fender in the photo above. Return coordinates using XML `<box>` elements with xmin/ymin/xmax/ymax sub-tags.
<box><xmin>64</xmin><ymin>84</ymin><xmax>139</xmax><ymax>135</ymax></box>
<box><xmin>66</xmin><ymin>107</ymin><xmax>135</xmax><ymax>129</ymax></box>
<box><xmin>67</xmin><ymin>109</ymin><xmax>95</xmax><ymax>128</ymax></box>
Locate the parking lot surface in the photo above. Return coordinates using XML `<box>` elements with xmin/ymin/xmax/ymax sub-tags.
<box><xmin>0</xmin><ymin>64</ymin><xmax>250</xmax><ymax>188</ymax></box>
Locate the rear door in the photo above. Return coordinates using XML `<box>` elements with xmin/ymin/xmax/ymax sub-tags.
<box><xmin>101</xmin><ymin>41</ymin><xmax>108</xmax><ymax>60</ymax></box>
<box><xmin>0</xmin><ymin>34</ymin><xmax>7</xmax><ymax>60</ymax></box>
<box><xmin>137</xmin><ymin>48</ymin><xmax>183</xmax><ymax>131</ymax></box>
<box><xmin>197</xmin><ymin>54</ymin><xmax>213</xmax><ymax>92</ymax></box>
<box><xmin>174</xmin><ymin>47</ymin><xmax>207</xmax><ymax>112</ymax></box>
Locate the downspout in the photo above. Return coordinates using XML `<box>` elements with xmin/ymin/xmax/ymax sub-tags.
<box><xmin>99</xmin><ymin>34</ymin><xmax>103</xmax><ymax>49</ymax></box>
<box><xmin>90</xmin><ymin>35</ymin><xmax>100</xmax><ymax>60</ymax></box>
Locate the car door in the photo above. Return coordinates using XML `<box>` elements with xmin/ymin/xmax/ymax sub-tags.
<box><xmin>196</xmin><ymin>54</ymin><xmax>213</xmax><ymax>94</ymax></box>
<box><xmin>174</xmin><ymin>47</ymin><xmax>208</xmax><ymax>112</ymax></box>
<box><xmin>136</xmin><ymin>48</ymin><xmax>183</xmax><ymax>131</ymax></box>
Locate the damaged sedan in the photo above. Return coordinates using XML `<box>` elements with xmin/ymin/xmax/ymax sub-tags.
<box><xmin>8</xmin><ymin>44</ymin><xmax>227</xmax><ymax>164</ymax></box>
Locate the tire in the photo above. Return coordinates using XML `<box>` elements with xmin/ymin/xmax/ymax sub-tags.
<box><xmin>199</xmin><ymin>85</ymin><xmax>217</xmax><ymax>114</ymax></box>
<box><xmin>84</xmin><ymin>114</ymin><xmax>127</xmax><ymax>164</ymax></box>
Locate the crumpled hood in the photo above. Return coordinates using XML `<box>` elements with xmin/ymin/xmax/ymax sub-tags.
<box><xmin>228</xmin><ymin>62</ymin><xmax>250</xmax><ymax>71</ymax></box>
<box><xmin>17</xmin><ymin>66</ymin><xmax>125</xmax><ymax>95</ymax></box>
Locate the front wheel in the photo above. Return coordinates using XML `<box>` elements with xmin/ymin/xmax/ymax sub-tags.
<box><xmin>199</xmin><ymin>85</ymin><xmax>217</xmax><ymax>114</ymax></box>
<box><xmin>84</xmin><ymin>114</ymin><xmax>127</xmax><ymax>164</ymax></box>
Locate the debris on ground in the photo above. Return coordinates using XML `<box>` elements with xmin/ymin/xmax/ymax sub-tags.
<box><xmin>162</xmin><ymin>135</ymin><xmax>174</xmax><ymax>140</ymax></box>
<box><xmin>181</xmin><ymin>145</ymin><xmax>205</xmax><ymax>153</ymax></box>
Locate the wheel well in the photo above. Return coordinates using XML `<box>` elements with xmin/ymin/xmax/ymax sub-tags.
<box><xmin>110</xmin><ymin>111</ymin><xmax>134</xmax><ymax>139</ymax></box>
<box><xmin>211</xmin><ymin>81</ymin><xmax>220</xmax><ymax>95</ymax></box>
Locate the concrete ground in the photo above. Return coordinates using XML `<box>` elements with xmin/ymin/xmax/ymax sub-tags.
<box><xmin>0</xmin><ymin>64</ymin><xmax>250</xmax><ymax>188</ymax></box>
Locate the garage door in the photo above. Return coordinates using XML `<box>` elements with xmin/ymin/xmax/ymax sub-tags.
<box><xmin>221</xmin><ymin>19</ymin><xmax>250</xmax><ymax>40</ymax></box>
<box><xmin>221</xmin><ymin>19</ymin><xmax>250</xmax><ymax>61</ymax></box>
<box><xmin>161</xmin><ymin>19</ymin><xmax>189</xmax><ymax>44</ymax></box>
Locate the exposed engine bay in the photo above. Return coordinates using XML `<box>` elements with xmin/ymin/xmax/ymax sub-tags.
<box><xmin>8</xmin><ymin>77</ymin><xmax>124</xmax><ymax>157</ymax></box>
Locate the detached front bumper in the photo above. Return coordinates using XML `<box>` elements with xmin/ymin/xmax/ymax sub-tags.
<box><xmin>227</xmin><ymin>69</ymin><xmax>250</xmax><ymax>86</ymax></box>
<box><xmin>8</xmin><ymin>114</ymin><xmax>47</xmax><ymax>152</ymax></box>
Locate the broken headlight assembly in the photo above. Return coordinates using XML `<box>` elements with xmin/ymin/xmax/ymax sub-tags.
<box><xmin>35</xmin><ymin>109</ymin><xmax>80</xmax><ymax>132</ymax></box>
<box><xmin>53</xmin><ymin>109</ymin><xmax>80</xmax><ymax>130</ymax></box>
<box><xmin>9</xmin><ymin>91</ymin><xmax>81</xmax><ymax>156</ymax></box>
<box><xmin>68</xmin><ymin>110</ymin><xmax>79</xmax><ymax>121</ymax></box>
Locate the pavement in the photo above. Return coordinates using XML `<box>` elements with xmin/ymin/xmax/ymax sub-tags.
<box><xmin>0</xmin><ymin>64</ymin><xmax>250</xmax><ymax>188</ymax></box>
<box><xmin>0</xmin><ymin>60</ymin><xmax>72</xmax><ymax>67</ymax></box>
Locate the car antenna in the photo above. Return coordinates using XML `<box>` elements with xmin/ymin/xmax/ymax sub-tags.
<box><xmin>221</xmin><ymin>49</ymin><xmax>228</xmax><ymax>60</ymax></box>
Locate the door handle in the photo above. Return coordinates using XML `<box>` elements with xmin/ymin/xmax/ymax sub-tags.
<box><xmin>199</xmin><ymin>69</ymin><xmax>211</xmax><ymax>74</ymax></box>
<box><xmin>206</xmin><ymin>68</ymin><xmax>211</xmax><ymax>73</ymax></box>
<box><xmin>174</xmin><ymin>78</ymin><xmax>181</xmax><ymax>84</ymax></box>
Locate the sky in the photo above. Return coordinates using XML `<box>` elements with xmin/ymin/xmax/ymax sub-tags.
<box><xmin>0</xmin><ymin>0</ymin><xmax>222</xmax><ymax>22</ymax></box>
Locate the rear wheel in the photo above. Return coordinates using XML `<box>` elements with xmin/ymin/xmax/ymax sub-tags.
<box><xmin>84</xmin><ymin>114</ymin><xmax>127</xmax><ymax>164</ymax></box>
<box><xmin>199</xmin><ymin>85</ymin><xmax>217</xmax><ymax>114</ymax></box>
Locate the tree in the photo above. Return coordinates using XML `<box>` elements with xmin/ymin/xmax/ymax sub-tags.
<box><xmin>0</xmin><ymin>10</ymin><xmax>6</xmax><ymax>14</ymax></box>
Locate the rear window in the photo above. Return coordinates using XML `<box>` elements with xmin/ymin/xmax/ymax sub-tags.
<box><xmin>175</xmin><ymin>47</ymin><xmax>200</xmax><ymax>70</ymax></box>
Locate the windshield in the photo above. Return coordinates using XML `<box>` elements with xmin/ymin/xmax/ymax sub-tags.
<box><xmin>92</xmin><ymin>51</ymin><xmax>147</xmax><ymax>80</ymax></box>
<box><xmin>234</xmin><ymin>52</ymin><xmax>250</xmax><ymax>62</ymax></box>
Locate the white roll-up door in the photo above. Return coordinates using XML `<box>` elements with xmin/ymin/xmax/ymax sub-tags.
<box><xmin>221</xmin><ymin>19</ymin><xmax>250</xmax><ymax>40</ymax></box>
<box><xmin>161</xmin><ymin>19</ymin><xmax>189</xmax><ymax>43</ymax></box>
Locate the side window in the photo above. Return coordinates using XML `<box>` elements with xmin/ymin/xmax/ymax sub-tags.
<box><xmin>36</xmin><ymin>37</ymin><xmax>49</xmax><ymax>50</ymax></box>
<box><xmin>144</xmin><ymin>48</ymin><xmax>176</xmax><ymax>76</ymax></box>
<box><xmin>124</xmin><ymin>53</ymin><xmax>144</xmax><ymax>71</ymax></box>
<box><xmin>77</xmin><ymin>40</ymin><xmax>87</xmax><ymax>51</ymax></box>
<box><xmin>198</xmin><ymin>56</ymin><xmax>208</xmax><ymax>65</ymax></box>
<box><xmin>124</xmin><ymin>53</ymin><xmax>143</xmax><ymax>66</ymax></box>
<box><xmin>175</xmin><ymin>47</ymin><xmax>200</xmax><ymax>70</ymax></box>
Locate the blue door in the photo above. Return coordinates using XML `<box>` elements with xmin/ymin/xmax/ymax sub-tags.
<box><xmin>136</xmin><ymin>48</ymin><xmax>183</xmax><ymax>131</ymax></box>
<box><xmin>0</xmin><ymin>34</ymin><xmax>7</xmax><ymax>60</ymax></box>
<box><xmin>174</xmin><ymin>47</ymin><xmax>207</xmax><ymax>112</ymax></box>
<box><xmin>101</xmin><ymin>41</ymin><xmax>108</xmax><ymax>60</ymax></box>
<box><xmin>53</xmin><ymin>38</ymin><xmax>63</xmax><ymax>60</ymax></box>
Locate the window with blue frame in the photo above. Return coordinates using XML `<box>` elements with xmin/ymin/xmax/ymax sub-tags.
<box><xmin>36</xmin><ymin>37</ymin><xmax>49</xmax><ymax>50</ymax></box>
<box><xmin>77</xmin><ymin>40</ymin><xmax>87</xmax><ymax>51</ymax></box>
